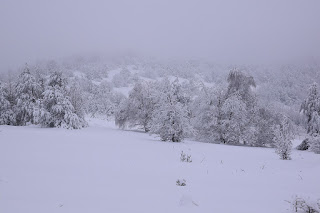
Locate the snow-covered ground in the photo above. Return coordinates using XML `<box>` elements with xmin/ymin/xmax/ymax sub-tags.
<box><xmin>1</xmin><ymin>119</ymin><xmax>319</xmax><ymax>213</ymax></box>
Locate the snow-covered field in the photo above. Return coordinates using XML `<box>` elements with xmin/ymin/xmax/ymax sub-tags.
<box><xmin>1</xmin><ymin>119</ymin><xmax>319</xmax><ymax>213</ymax></box>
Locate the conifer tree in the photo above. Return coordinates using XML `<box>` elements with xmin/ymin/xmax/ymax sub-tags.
<box><xmin>15</xmin><ymin>64</ymin><xmax>41</xmax><ymax>125</ymax></box>
<box><xmin>0</xmin><ymin>82</ymin><xmax>15</xmax><ymax>125</ymax></box>
<box><xmin>300</xmin><ymin>83</ymin><xmax>320</xmax><ymax>135</ymax></box>
<box><xmin>274</xmin><ymin>116</ymin><xmax>293</xmax><ymax>160</ymax></box>
<box><xmin>34</xmin><ymin>72</ymin><xmax>86</xmax><ymax>129</ymax></box>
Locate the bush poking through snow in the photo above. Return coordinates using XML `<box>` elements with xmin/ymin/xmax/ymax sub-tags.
<box><xmin>291</xmin><ymin>196</ymin><xmax>320</xmax><ymax>213</ymax></box>
<box><xmin>180</xmin><ymin>151</ymin><xmax>192</xmax><ymax>163</ymax></box>
<box><xmin>296</xmin><ymin>138</ymin><xmax>310</xmax><ymax>151</ymax></box>
<box><xmin>176</xmin><ymin>179</ymin><xmax>186</xmax><ymax>186</ymax></box>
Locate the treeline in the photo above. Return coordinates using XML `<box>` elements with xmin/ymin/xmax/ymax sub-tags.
<box><xmin>1</xmin><ymin>63</ymin><xmax>320</xmax><ymax>153</ymax></box>
<box><xmin>115</xmin><ymin>69</ymin><xmax>297</xmax><ymax>147</ymax></box>
<box><xmin>0</xmin><ymin>63</ymin><xmax>128</xmax><ymax>128</ymax></box>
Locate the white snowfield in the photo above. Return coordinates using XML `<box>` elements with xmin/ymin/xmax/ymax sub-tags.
<box><xmin>1</xmin><ymin>119</ymin><xmax>319</xmax><ymax>213</ymax></box>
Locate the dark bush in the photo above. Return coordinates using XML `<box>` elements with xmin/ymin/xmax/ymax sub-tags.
<box><xmin>296</xmin><ymin>138</ymin><xmax>310</xmax><ymax>151</ymax></box>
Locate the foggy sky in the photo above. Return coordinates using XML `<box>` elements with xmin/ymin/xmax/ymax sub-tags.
<box><xmin>1</xmin><ymin>0</ymin><xmax>320</xmax><ymax>71</ymax></box>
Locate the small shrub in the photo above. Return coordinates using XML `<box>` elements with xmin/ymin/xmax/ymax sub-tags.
<box><xmin>296</xmin><ymin>138</ymin><xmax>310</xmax><ymax>151</ymax></box>
<box><xmin>176</xmin><ymin>179</ymin><xmax>186</xmax><ymax>186</ymax></box>
<box><xmin>310</xmin><ymin>136</ymin><xmax>320</xmax><ymax>154</ymax></box>
<box><xmin>180</xmin><ymin>151</ymin><xmax>192</xmax><ymax>163</ymax></box>
<box><xmin>291</xmin><ymin>196</ymin><xmax>320</xmax><ymax>213</ymax></box>
<box><xmin>274</xmin><ymin>124</ymin><xmax>293</xmax><ymax>160</ymax></box>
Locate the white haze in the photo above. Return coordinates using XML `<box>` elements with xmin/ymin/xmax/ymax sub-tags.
<box><xmin>1</xmin><ymin>0</ymin><xmax>320</xmax><ymax>71</ymax></box>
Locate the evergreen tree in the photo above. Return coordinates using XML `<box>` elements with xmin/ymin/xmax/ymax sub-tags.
<box><xmin>274</xmin><ymin>116</ymin><xmax>294</xmax><ymax>160</ymax></box>
<box><xmin>34</xmin><ymin>72</ymin><xmax>86</xmax><ymax>129</ymax></box>
<box><xmin>15</xmin><ymin>64</ymin><xmax>41</xmax><ymax>125</ymax></box>
<box><xmin>5</xmin><ymin>72</ymin><xmax>17</xmax><ymax>107</ymax></box>
<box><xmin>0</xmin><ymin>82</ymin><xmax>15</xmax><ymax>125</ymax></box>
<box><xmin>300</xmin><ymin>82</ymin><xmax>320</xmax><ymax>135</ymax></box>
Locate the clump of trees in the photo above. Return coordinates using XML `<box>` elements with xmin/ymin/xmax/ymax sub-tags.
<box><xmin>115</xmin><ymin>78</ymin><xmax>193</xmax><ymax>142</ymax></box>
<box><xmin>2</xmin><ymin>59</ymin><xmax>318</xmax><ymax>153</ymax></box>
<box><xmin>34</xmin><ymin>72</ymin><xmax>87</xmax><ymax>129</ymax></box>
<box><xmin>0</xmin><ymin>64</ymin><xmax>87</xmax><ymax>129</ymax></box>
<box><xmin>86</xmin><ymin>80</ymin><xmax>125</xmax><ymax>119</ymax></box>
<box><xmin>115</xmin><ymin>69</ymin><xmax>292</xmax><ymax>147</ymax></box>
<box><xmin>190</xmin><ymin>69</ymin><xmax>282</xmax><ymax>146</ymax></box>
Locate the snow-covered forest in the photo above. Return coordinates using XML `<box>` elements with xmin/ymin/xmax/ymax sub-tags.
<box><xmin>1</xmin><ymin>56</ymin><xmax>320</xmax><ymax>141</ymax></box>
<box><xmin>1</xmin><ymin>56</ymin><xmax>320</xmax><ymax>212</ymax></box>
<box><xmin>1</xmin><ymin>0</ymin><xmax>320</xmax><ymax>212</ymax></box>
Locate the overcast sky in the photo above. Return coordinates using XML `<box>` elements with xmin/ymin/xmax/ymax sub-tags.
<box><xmin>1</xmin><ymin>0</ymin><xmax>320</xmax><ymax>71</ymax></box>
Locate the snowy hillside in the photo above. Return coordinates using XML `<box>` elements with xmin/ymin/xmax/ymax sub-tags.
<box><xmin>2</xmin><ymin>0</ymin><xmax>320</xmax><ymax>212</ymax></box>
<box><xmin>1</xmin><ymin>119</ymin><xmax>319</xmax><ymax>213</ymax></box>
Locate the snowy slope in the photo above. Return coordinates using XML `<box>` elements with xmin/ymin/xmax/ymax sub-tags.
<box><xmin>0</xmin><ymin>120</ymin><xmax>320</xmax><ymax>213</ymax></box>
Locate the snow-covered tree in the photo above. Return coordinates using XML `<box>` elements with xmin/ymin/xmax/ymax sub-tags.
<box><xmin>48</xmin><ymin>71</ymin><xmax>66</xmax><ymax>88</ymax></box>
<box><xmin>86</xmin><ymin>81</ymin><xmax>125</xmax><ymax>118</ymax></box>
<box><xmin>33</xmin><ymin>64</ymin><xmax>47</xmax><ymax>94</ymax></box>
<box><xmin>115</xmin><ymin>81</ymin><xmax>155</xmax><ymax>132</ymax></box>
<box><xmin>4</xmin><ymin>72</ymin><xmax>17</xmax><ymax>107</ymax></box>
<box><xmin>67</xmin><ymin>79</ymin><xmax>87</xmax><ymax>126</ymax></box>
<box><xmin>112</xmin><ymin>68</ymin><xmax>133</xmax><ymax>88</ymax></box>
<box><xmin>0</xmin><ymin>82</ymin><xmax>15</xmax><ymax>125</ymax></box>
<box><xmin>171</xmin><ymin>78</ymin><xmax>191</xmax><ymax>107</ymax></box>
<box><xmin>191</xmin><ymin>69</ymin><xmax>269</xmax><ymax>146</ymax></box>
<box><xmin>226</xmin><ymin>68</ymin><xmax>256</xmax><ymax>108</ymax></box>
<box><xmin>151</xmin><ymin>102</ymin><xmax>192</xmax><ymax>142</ymax></box>
<box><xmin>300</xmin><ymin>83</ymin><xmax>320</xmax><ymax>135</ymax></box>
<box><xmin>215</xmin><ymin>69</ymin><xmax>260</xmax><ymax>145</ymax></box>
<box><xmin>34</xmin><ymin>72</ymin><xmax>86</xmax><ymax>129</ymax></box>
<box><xmin>274</xmin><ymin>116</ymin><xmax>294</xmax><ymax>160</ymax></box>
<box><xmin>114</xmin><ymin>98</ymin><xmax>130</xmax><ymax>129</ymax></box>
<box><xmin>150</xmin><ymin>78</ymin><xmax>193</xmax><ymax>142</ymax></box>
<box><xmin>87</xmin><ymin>81</ymin><xmax>114</xmax><ymax>118</ymax></box>
<box><xmin>15</xmin><ymin>64</ymin><xmax>41</xmax><ymax>125</ymax></box>
<box><xmin>221</xmin><ymin>93</ymin><xmax>248</xmax><ymax>144</ymax></box>
<box><xmin>255</xmin><ymin>107</ymin><xmax>278</xmax><ymax>147</ymax></box>
<box><xmin>191</xmin><ymin>85</ymin><xmax>224</xmax><ymax>142</ymax></box>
